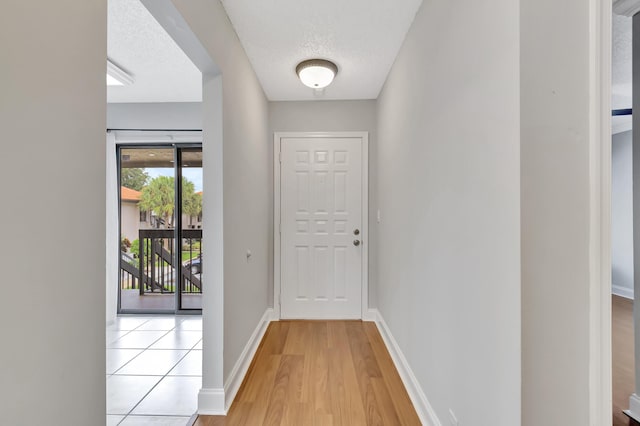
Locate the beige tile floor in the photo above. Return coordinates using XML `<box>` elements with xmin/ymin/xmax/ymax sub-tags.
<box><xmin>106</xmin><ymin>316</ymin><xmax>202</xmax><ymax>426</ymax></box>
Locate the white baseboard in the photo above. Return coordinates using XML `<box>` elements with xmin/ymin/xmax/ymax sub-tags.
<box><xmin>624</xmin><ymin>393</ymin><xmax>640</xmax><ymax>421</ymax></box>
<box><xmin>362</xmin><ymin>308</ymin><xmax>378</xmax><ymax>322</ymax></box>
<box><xmin>612</xmin><ymin>284</ymin><xmax>634</xmax><ymax>299</ymax></box>
<box><xmin>197</xmin><ymin>388</ymin><xmax>225</xmax><ymax>415</ymax></box>
<box><xmin>198</xmin><ymin>308</ymin><xmax>437</xmax><ymax>421</ymax></box>
<box><xmin>370</xmin><ymin>309</ymin><xmax>441</xmax><ymax>426</ymax></box>
<box><xmin>223</xmin><ymin>308</ymin><xmax>274</xmax><ymax>412</ymax></box>
<box><xmin>197</xmin><ymin>308</ymin><xmax>274</xmax><ymax>416</ymax></box>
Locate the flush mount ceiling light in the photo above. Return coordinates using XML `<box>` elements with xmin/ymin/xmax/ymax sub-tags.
<box><xmin>295</xmin><ymin>59</ymin><xmax>338</xmax><ymax>89</ymax></box>
<box><xmin>107</xmin><ymin>58</ymin><xmax>134</xmax><ymax>86</ymax></box>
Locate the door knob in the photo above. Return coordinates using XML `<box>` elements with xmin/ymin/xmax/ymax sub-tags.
<box><xmin>353</xmin><ymin>239</ymin><xmax>361</xmax><ymax>246</ymax></box>
<box><xmin>353</xmin><ymin>229</ymin><xmax>360</xmax><ymax>235</ymax></box>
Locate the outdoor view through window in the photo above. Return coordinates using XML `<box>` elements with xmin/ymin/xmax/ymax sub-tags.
<box><xmin>119</xmin><ymin>146</ymin><xmax>203</xmax><ymax>313</ymax></box>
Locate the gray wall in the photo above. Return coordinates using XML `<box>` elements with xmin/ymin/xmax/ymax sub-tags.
<box><xmin>268</xmin><ymin>100</ymin><xmax>378</xmax><ymax>308</ymax></box>
<box><xmin>521</xmin><ymin>0</ymin><xmax>597</xmax><ymax>423</ymax></box>
<box><xmin>174</xmin><ymin>0</ymin><xmax>271</xmax><ymax>383</ymax></box>
<box><xmin>0</xmin><ymin>1</ymin><xmax>106</xmax><ymax>424</ymax></box>
<box><xmin>107</xmin><ymin>102</ymin><xmax>202</xmax><ymax>130</ymax></box>
<box><xmin>612</xmin><ymin>130</ymin><xmax>634</xmax><ymax>297</ymax></box>
<box><xmin>375</xmin><ymin>0</ymin><xmax>521</xmax><ymax>424</ymax></box>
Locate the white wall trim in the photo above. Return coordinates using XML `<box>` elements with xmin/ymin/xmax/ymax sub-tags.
<box><xmin>370</xmin><ymin>309</ymin><xmax>441</xmax><ymax>426</ymax></box>
<box><xmin>612</xmin><ymin>284</ymin><xmax>634</xmax><ymax>299</ymax></box>
<box><xmin>106</xmin><ymin>131</ymin><xmax>119</xmax><ymax>326</ymax></box>
<box><xmin>197</xmin><ymin>388</ymin><xmax>225</xmax><ymax>415</ymax></box>
<box><xmin>613</xmin><ymin>0</ymin><xmax>640</xmax><ymax>17</ymax></box>
<box><xmin>199</xmin><ymin>73</ymin><xmax>225</xmax><ymax>408</ymax></box>
<box><xmin>589</xmin><ymin>0</ymin><xmax>612</xmax><ymax>423</ymax></box>
<box><xmin>223</xmin><ymin>308</ymin><xmax>274</xmax><ymax>411</ymax></box>
<box><xmin>105</xmin><ymin>129</ymin><xmax>204</xmax><ymax>323</ymax></box>
<box><xmin>273</xmin><ymin>131</ymin><xmax>369</xmax><ymax>320</ymax></box>
<box><xmin>625</xmin><ymin>393</ymin><xmax>640</xmax><ymax>421</ymax></box>
<box><xmin>110</xmin><ymin>130</ymin><xmax>202</xmax><ymax>144</ymax></box>
<box><xmin>362</xmin><ymin>308</ymin><xmax>378</xmax><ymax>322</ymax></box>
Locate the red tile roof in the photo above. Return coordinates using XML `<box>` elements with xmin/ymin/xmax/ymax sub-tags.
<box><xmin>121</xmin><ymin>186</ymin><xmax>141</xmax><ymax>201</ymax></box>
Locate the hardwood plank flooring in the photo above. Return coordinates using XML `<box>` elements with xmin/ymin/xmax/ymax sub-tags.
<box><xmin>613</xmin><ymin>295</ymin><xmax>636</xmax><ymax>426</ymax></box>
<box><xmin>195</xmin><ymin>320</ymin><xmax>421</xmax><ymax>426</ymax></box>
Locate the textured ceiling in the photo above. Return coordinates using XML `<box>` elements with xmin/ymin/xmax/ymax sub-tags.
<box><xmin>108</xmin><ymin>0</ymin><xmax>421</xmax><ymax>102</ymax></box>
<box><xmin>612</xmin><ymin>13</ymin><xmax>632</xmax><ymax>134</ymax></box>
<box><xmin>109</xmin><ymin>1</ymin><xmax>631</xmax><ymax>108</ymax></box>
<box><xmin>613</xmin><ymin>13</ymin><xmax>632</xmax><ymax>109</ymax></box>
<box><xmin>107</xmin><ymin>0</ymin><xmax>201</xmax><ymax>103</ymax></box>
<box><xmin>220</xmin><ymin>0</ymin><xmax>423</xmax><ymax>101</ymax></box>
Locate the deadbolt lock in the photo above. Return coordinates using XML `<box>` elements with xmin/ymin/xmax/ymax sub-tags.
<box><xmin>354</xmin><ymin>229</ymin><xmax>360</xmax><ymax>236</ymax></box>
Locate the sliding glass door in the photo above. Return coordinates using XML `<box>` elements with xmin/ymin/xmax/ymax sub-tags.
<box><xmin>178</xmin><ymin>149</ymin><xmax>203</xmax><ymax>310</ymax></box>
<box><xmin>118</xmin><ymin>144</ymin><xmax>202</xmax><ymax>314</ymax></box>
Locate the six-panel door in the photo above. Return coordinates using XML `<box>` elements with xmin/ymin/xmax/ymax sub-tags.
<box><xmin>280</xmin><ymin>137</ymin><xmax>362</xmax><ymax>319</ymax></box>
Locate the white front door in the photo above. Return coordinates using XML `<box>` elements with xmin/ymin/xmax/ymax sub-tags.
<box><xmin>280</xmin><ymin>136</ymin><xmax>364</xmax><ymax>319</ymax></box>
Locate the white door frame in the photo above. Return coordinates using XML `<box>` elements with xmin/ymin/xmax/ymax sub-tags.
<box><xmin>273</xmin><ymin>132</ymin><xmax>369</xmax><ymax>320</ymax></box>
<box><xmin>106</xmin><ymin>130</ymin><xmax>205</xmax><ymax>323</ymax></box>
<box><xmin>592</xmin><ymin>0</ymin><xmax>611</xmax><ymax>424</ymax></box>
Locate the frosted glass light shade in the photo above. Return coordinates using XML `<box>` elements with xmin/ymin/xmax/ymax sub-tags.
<box><xmin>296</xmin><ymin>59</ymin><xmax>338</xmax><ymax>89</ymax></box>
<box><xmin>107</xmin><ymin>58</ymin><xmax>134</xmax><ymax>86</ymax></box>
<box><xmin>106</xmin><ymin>74</ymin><xmax>124</xmax><ymax>86</ymax></box>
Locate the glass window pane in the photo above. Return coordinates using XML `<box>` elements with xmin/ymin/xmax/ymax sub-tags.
<box><xmin>119</xmin><ymin>147</ymin><xmax>176</xmax><ymax>312</ymax></box>
<box><xmin>180</xmin><ymin>149</ymin><xmax>203</xmax><ymax>310</ymax></box>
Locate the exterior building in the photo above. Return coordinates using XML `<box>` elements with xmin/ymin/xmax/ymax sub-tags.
<box><xmin>120</xmin><ymin>186</ymin><xmax>145</xmax><ymax>244</ymax></box>
<box><xmin>120</xmin><ymin>186</ymin><xmax>202</xmax><ymax>246</ymax></box>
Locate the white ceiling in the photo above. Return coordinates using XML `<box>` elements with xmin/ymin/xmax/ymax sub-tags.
<box><xmin>107</xmin><ymin>0</ymin><xmax>202</xmax><ymax>103</ymax></box>
<box><xmin>612</xmin><ymin>13</ymin><xmax>632</xmax><ymax>134</ymax></box>
<box><xmin>108</xmin><ymin>0</ymin><xmax>422</xmax><ymax>103</ymax></box>
<box><xmin>220</xmin><ymin>0</ymin><xmax>423</xmax><ymax>101</ymax></box>
<box><xmin>613</xmin><ymin>13</ymin><xmax>632</xmax><ymax>109</ymax></box>
<box><xmin>109</xmin><ymin>1</ymin><xmax>634</xmax><ymax>110</ymax></box>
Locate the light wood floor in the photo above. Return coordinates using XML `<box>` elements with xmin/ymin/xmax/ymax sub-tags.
<box><xmin>195</xmin><ymin>320</ymin><xmax>421</xmax><ymax>426</ymax></box>
<box><xmin>613</xmin><ymin>295</ymin><xmax>637</xmax><ymax>426</ymax></box>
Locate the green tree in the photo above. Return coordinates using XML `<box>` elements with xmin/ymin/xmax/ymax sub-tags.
<box><xmin>121</xmin><ymin>168</ymin><xmax>149</xmax><ymax>191</ymax></box>
<box><xmin>140</xmin><ymin>176</ymin><xmax>175</xmax><ymax>227</ymax></box>
<box><xmin>139</xmin><ymin>176</ymin><xmax>198</xmax><ymax>228</ymax></box>
<box><xmin>183</xmin><ymin>191</ymin><xmax>202</xmax><ymax>223</ymax></box>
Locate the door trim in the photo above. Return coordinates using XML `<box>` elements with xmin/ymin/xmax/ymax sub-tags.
<box><xmin>590</xmin><ymin>0</ymin><xmax>611</xmax><ymax>422</ymax></box>
<box><xmin>110</xmin><ymin>131</ymin><xmax>204</xmax><ymax>315</ymax></box>
<box><xmin>273</xmin><ymin>132</ymin><xmax>369</xmax><ymax>320</ymax></box>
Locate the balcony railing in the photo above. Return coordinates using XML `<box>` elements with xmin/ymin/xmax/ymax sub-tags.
<box><xmin>120</xmin><ymin>228</ymin><xmax>202</xmax><ymax>295</ymax></box>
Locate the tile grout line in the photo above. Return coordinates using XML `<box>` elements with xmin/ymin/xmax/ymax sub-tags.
<box><xmin>115</xmin><ymin>323</ymin><xmax>176</xmax><ymax>425</ymax></box>
<box><xmin>110</xmin><ymin>319</ymin><xmax>202</xmax><ymax>425</ymax></box>
<box><xmin>108</xmin><ymin>318</ymin><xmax>173</xmax><ymax>424</ymax></box>
<box><xmin>107</xmin><ymin>319</ymin><xmax>157</xmax><ymax>376</ymax></box>
<box><xmin>109</xmin><ymin>327</ymin><xmax>176</xmax><ymax>374</ymax></box>
<box><xmin>106</xmin><ymin>317</ymin><xmax>154</xmax><ymax>345</ymax></box>
<box><xmin>164</xmin><ymin>341</ymin><xmax>203</xmax><ymax>377</ymax></box>
<box><xmin>118</xmin><ymin>348</ymin><xmax>195</xmax><ymax>423</ymax></box>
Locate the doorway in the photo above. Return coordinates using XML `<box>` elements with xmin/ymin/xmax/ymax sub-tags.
<box><xmin>274</xmin><ymin>132</ymin><xmax>369</xmax><ymax>319</ymax></box>
<box><xmin>118</xmin><ymin>144</ymin><xmax>203</xmax><ymax>314</ymax></box>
